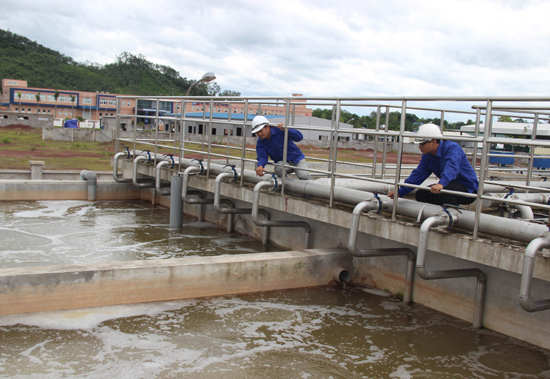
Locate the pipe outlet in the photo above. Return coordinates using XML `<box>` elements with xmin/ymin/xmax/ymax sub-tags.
<box><xmin>333</xmin><ymin>267</ymin><xmax>351</xmax><ymax>284</ymax></box>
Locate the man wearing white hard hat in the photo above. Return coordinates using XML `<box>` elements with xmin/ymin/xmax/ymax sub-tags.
<box><xmin>252</xmin><ymin>115</ymin><xmax>310</xmax><ymax>180</ymax></box>
<box><xmin>388</xmin><ymin>123</ymin><xmax>478</xmax><ymax>206</ymax></box>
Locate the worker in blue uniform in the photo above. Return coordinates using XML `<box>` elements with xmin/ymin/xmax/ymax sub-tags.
<box><xmin>252</xmin><ymin>115</ymin><xmax>310</xmax><ymax>180</ymax></box>
<box><xmin>388</xmin><ymin>123</ymin><xmax>479</xmax><ymax>206</ymax></box>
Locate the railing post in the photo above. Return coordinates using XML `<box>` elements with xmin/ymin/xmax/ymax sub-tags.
<box><xmin>473</xmin><ymin>99</ymin><xmax>492</xmax><ymax>240</ymax></box>
<box><xmin>391</xmin><ymin>100</ymin><xmax>407</xmax><ymax>222</ymax></box>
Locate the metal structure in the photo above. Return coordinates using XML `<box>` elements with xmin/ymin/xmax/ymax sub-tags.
<box><xmin>113</xmin><ymin>95</ymin><xmax>550</xmax><ymax>316</ymax></box>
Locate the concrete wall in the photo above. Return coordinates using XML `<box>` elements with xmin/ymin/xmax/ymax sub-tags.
<box><xmin>0</xmin><ymin>249</ymin><xmax>351</xmax><ymax>316</ymax></box>
<box><xmin>0</xmin><ymin>111</ymin><xmax>53</xmax><ymax>128</ymax></box>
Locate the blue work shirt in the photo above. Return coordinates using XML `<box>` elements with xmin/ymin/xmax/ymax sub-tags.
<box><xmin>256</xmin><ymin>127</ymin><xmax>305</xmax><ymax>168</ymax></box>
<box><xmin>398</xmin><ymin>140</ymin><xmax>479</xmax><ymax>197</ymax></box>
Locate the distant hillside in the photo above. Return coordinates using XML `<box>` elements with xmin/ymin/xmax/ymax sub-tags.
<box><xmin>0</xmin><ymin>29</ymin><xmax>238</xmax><ymax>96</ymax></box>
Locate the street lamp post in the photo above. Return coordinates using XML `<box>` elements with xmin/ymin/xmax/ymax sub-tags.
<box><xmin>186</xmin><ymin>72</ymin><xmax>216</xmax><ymax>96</ymax></box>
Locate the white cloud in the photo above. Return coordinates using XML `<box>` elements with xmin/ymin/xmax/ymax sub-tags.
<box><xmin>2</xmin><ymin>0</ymin><xmax>550</xmax><ymax>101</ymax></box>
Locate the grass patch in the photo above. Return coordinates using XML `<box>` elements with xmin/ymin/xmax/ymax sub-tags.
<box><xmin>1</xmin><ymin>126</ymin><xmax>386</xmax><ymax>171</ymax></box>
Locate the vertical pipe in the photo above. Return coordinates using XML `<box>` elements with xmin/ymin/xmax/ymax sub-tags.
<box><xmin>169</xmin><ymin>175</ymin><xmax>184</xmax><ymax>228</ymax></box>
<box><xmin>519</xmin><ymin>236</ymin><xmax>550</xmax><ymax>312</ymax></box>
<box><xmin>417</xmin><ymin>214</ymin><xmax>486</xmax><ymax>328</ymax></box>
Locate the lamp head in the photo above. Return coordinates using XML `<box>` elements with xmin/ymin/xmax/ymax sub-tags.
<box><xmin>200</xmin><ymin>72</ymin><xmax>216</xmax><ymax>83</ymax></box>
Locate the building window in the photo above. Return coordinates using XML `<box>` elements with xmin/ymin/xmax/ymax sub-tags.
<box><xmin>8</xmin><ymin>81</ymin><xmax>17</xmax><ymax>85</ymax></box>
<box><xmin>47</xmin><ymin>95</ymin><xmax>55</xmax><ymax>101</ymax></box>
<box><xmin>83</xmin><ymin>98</ymin><xmax>92</xmax><ymax>105</ymax></box>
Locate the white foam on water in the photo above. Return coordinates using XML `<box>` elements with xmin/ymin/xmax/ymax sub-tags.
<box><xmin>0</xmin><ymin>300</ymin><xmax>198</xmax><ymax>330</ymax></box>
<box><xmin>12</xmin><ymin>200</ymin><xmax>93</xmax><ymax>218</ymax></box>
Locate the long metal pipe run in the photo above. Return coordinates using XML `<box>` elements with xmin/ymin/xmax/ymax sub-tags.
<box><xmin>129</xmin><ymin>151</ymin><xmax>550</xmax><ymax>243</ymax></box>
<box><xmin>214</xmin><ymin>171</ymin><xmax>270</xmax><ymax>245</ymax></box>
<box><xmin>348</xmin><ymin>200</ymin><xmax>415</xmax><ymax>304</ymax></box>
<box><xmin>251</xmin><ymin>179</ymin><xmax>312</xmax><ymax>249</ymax></box>
<box><xmin>417</xmin><ymin>214</ymin><xmax>487</xmax><ymax>328</ymax></box>
<box><xmin>519</xmin><ymin>235</ymin><xmax>550</xmax><ymax>312</ymax></box>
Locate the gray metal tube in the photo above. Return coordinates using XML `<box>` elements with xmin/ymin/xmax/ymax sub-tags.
<box><xmin>80</xmin><ymin>170</ymin><xmax>97</xmax><ymax>201</ymax></box>
<box><xmin>169</xmin><ymin>175</ymin><xmax>184</xmax><ymax>229</ymax></box>
<box><xmin>155</xmin><ymin>160</ymin><xmax>172</xmax><ymax>196</ymax></box>
<box><xmin>132</xmin><ymin>156</ymin><xmax>155</xmax><ymax>188</ymax></box>
<box><xmin>113</xmin><ymin>151</ymin><xmax>132</xmax><ymax>183</ymax></box>
<box><xmin>214</xmin><ymin>171</ymin><xmax>271</xmax><ymax>245</ymax></box>
<box><xmin>252</xmin><ymin>180</ymin><xmax>312</xmax><ymax>249</ymax></box>
<box><xmin>519</xmin><ymin>236</ymin><xmax>550</xmax><ymax>312</ymax></box>
<box><xmin>181</xmin><ymin>165</ymin><xmax>212</xmax><ymax>222</ymax></box>
<box><xmin>417</xmin><ymin>214</ymin><xmax>487</xmax><ymax>329</ymax></box>
<box><xmin>348</xmin><ymin>201</ymin><xmax>415</xmax><ymax>304</ymax></box>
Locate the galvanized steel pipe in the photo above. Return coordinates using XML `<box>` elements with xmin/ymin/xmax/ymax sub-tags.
<box><xmin>417</xmin><ymin>214</ymin><xmax>486</xmax><ymax>328</ymax></box>
<box><xmin>519</xmin><ymin>235</ymin><xmax>550</xmax><ymax>312</ymax></box>
<box><xmin>252</xmin><ymin>179</ymin><xmax>312</xmax><ymax>249</ymax></box>
<box><xmin>348</xmin><ymin>200</ymin><xmax>415</xmax><ymax>304</ymax></box>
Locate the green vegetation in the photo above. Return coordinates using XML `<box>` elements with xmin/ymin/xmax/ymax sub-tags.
<box><xmin>0</xmin><ymin>29</ymin><xmax>240</xmax><ymax>97</ymax></box>
<box><xmin>313</xmin><ymin>108</ymin><xmax>478</xmax><ymax>131</ymax></box>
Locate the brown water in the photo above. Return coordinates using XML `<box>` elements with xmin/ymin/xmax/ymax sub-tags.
<box><xmin>0</xmin><ymin>200</ymin><xmax>278</xmax><ymax>268</ymax></box>
<box><xmin>0</xmin><ymin>287</ymin><xmax>549</xmax><ymax>378</ymax></box>
<box><xmin>1</xmin><ymin>201</ymin><xmax>549</xmax><ymax>378</ymax></box>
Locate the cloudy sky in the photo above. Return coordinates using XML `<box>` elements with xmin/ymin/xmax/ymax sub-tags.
<box><xmin>2</xmin><ymin>0</ymin><xmax>550</xmax><ymax>108</ymax></box>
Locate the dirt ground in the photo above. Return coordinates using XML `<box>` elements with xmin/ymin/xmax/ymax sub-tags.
<box><xmin>2</xmin><ymin>124</ymin><xmax>421</xmax><ymax>169</ymax></box>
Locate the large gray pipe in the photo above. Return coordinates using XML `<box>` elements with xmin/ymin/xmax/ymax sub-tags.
<box><xmin>80</xmin><ymin>170</ymin><xmax>97</xmax><ymax>201</ymax></box>
<box><xmin>519</xmin><ymin>235</ymin><xmax>550</xmax><ymax>312</ymax></box>
<box><xmin>169</xmin><ymin>175</ymin><xmax>184</xmax><ymax>229</ymax></box>
<box><xmin>348</xmin><ymin>200</ymin><xmax>415</xmax><ymax>304</ymax></box>
<box><xmin>416</xmin><ymin>214</ymin><xmax>486</xmax><ymax>328</ymax></box>
<box><xmin>252</xmin><ymin>179</ymin><xmax>312</xmax><ymax>249</ymax></box>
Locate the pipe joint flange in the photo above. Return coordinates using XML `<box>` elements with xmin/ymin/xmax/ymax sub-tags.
<box><xmin>440</xmin><ymin>206</ymin><xmax>459</xmax><ymax>229</ymax></box>
<box><xmin>270</xmin><ymin>173</ymin><xmax>279</xmax><ymax>191</ymax></box>
<box><xmin>373</xmin><ymin>192</ymin><xmax>384</xmax><ymax>214</ymax></box>
<box><xmin>223</xmin><ymin>165</ymin><xmax>238</xmax><ymax>182</ymax></box>
<box><xmin>142</xmin><ymin>150</ymin><xmax>152</xmax><ymax>163</ymax></box>
<box><xmin>164</xmin><ymin>154</ymin><xmax>175</xmax><ymax>168</ymax></box>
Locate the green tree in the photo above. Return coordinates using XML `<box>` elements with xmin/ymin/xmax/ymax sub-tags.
<box><xmin>35</xmin><ymin>92</ymin><xmax>41</xmax><ymax>113</ymax></box>
<box><xmin>218</xmin><ymin>90</ymin><xmax>241</xmax><ymax>97</ymax></box>
<box><xmin>70</xmin><ymin>94</ymin><xmax>76</xmax><ymax>118</ymax></box>
<box><xmin>498</xmin><ymin>116</ymin><xmax>513</xmax><ymax>122</ymax></box>
<box><xmin>17</xmin><ymin>91</ymin><xmax>21</xmax><ymax>112</ymax></box>
<box><xmin>54</xmin><ymin>89</ymin><xmax>59</xmax><ymax>118</ymax></box>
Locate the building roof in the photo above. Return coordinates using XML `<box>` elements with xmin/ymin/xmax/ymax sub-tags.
<box><xmin>461</xmin><ymin>122</ymin><xmax>550</xmax><ymax>136</ymax></box>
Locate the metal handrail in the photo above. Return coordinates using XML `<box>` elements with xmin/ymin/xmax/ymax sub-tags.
<box><xmin>114</xmin><ymin>94</ymin><xmax>550</xmax><ymax>242</ymax></box>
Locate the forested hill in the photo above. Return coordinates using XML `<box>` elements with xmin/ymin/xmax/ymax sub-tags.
<box><xmin>0</xmin><ymin>29</ymin><xmax>238</xmax><ymax>96</ymax></box>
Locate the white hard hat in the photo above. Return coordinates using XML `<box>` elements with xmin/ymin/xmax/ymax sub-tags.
<box><xmin>252</xmin><ymin>116</ymin><xmax>269</xmax><ymax>134</ymax></box>
<box><xmin>416</xmin><ymin>123</ymin><xmax>442</xmax><ymax>142</ymax></box>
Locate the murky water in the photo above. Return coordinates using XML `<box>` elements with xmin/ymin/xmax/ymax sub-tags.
<box><xmin>1</xmin><ymin>200</ymin><xmax>549</xmax><ymax>378</ymax></box>
<box><xmin>0</xmin><ymin>287</ymin><xmax>549</xmax><ymax>378</ymax></box>
<box><xmin>0</xmin><ymin>200</ymin><xmax>278</xmax><ymax>268</ymax></box>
